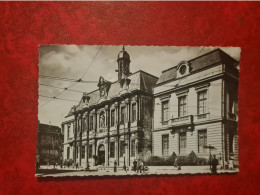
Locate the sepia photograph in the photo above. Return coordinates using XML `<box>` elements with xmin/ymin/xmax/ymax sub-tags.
<box><xmin>36</xmin><ymin>45</ymin><xmax>240</xmax><ymax>177</ymax></box>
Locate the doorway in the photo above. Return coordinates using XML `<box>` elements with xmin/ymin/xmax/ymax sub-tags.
<box><xmin>98</xmin><ymin>144</ymin><xmax>105</xmax><ymax>165</ymax></box>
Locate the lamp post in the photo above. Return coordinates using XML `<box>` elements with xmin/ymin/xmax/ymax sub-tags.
<box><xmin>203</xmin><ymin>145</ymin><xmax>217</xmax><ymax>171</ymax></box>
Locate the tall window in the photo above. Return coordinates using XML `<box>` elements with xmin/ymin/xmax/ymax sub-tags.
<box><xmin>179</xmin><ymin>133</ymin><xmax>187</xmax><ymax>154</ymax></box>
<box><xmin>110</xmin><ymin>142</ymin><xmax>115</xmax><ymax>158</ymax></box>
<box><xmin>67</xmin><ymin>147</ymin><xmax>70</xmax><ymax>159</ymax></box>
<box><xmin>162</xmin><ymin>101</ymin><xmax>169</xmax><ymax>122</ymax></box>
<box><xmin>81</xmin><ymin>145</ymin><xmax>85</xmax><ymax>159</ymax></box>
<box><xmin>120</xmin><ymin>141</ymin><xmax>125</xmax><ymax>157</ymax></box>
<box><xmin>198</xmin><ymin>90</ymin><xmax>207</xmax><ymax>114</ymax></box>
<box><xmin>88</xmin><ymin>144</ymin><xmax>93</xmax><ymax>158</ymax></box>
<box><xmin>111</xmin><ymin>110</ymin><xmax>115</xmax><ymax>127</ymax></box>
<box><xmin>178</xmin><ymin>96</ymin><xmax>187</xmax><ymax>117</ymax></box>
<box><xmin>121</xmin><ymin>107</ymin><xmax>126</xmax><ymax>123</ymax></box>
<box><xmin>131</xmin><ymin>140</ymin><xmax>135</xmax><ymax>157</ymax></box>
<box><xmin>162</xmin><ymin>134</ymin><xmax>169</xmax><ymax>156</ymax></box>
<box><xmin>132</xmin><ymin>103</ymin><xmax>137</xmax><ymax>122</ymax></box>
<box><xmin>99</xmin><ymin>111</ymin><xmax>105</xmax><ymax>128</ymax></box>
<box><xmin>198</xmin><ymin>130</ymin><xmax>207</xmax><ymax>153</ymax></box>
<box><xmin>90</xmin><ymin>115</ymin><xmax>94</xmax><ymax>130</ymax></box>
<box><xmin>67</xmin><ymin>125</ymin><xmax>70</xmax><ymax>140</ymax></box>
<box><xmin>78</xmin><ymin>118</ymin><xmax>81</xmax><ymax>132</ymax></box>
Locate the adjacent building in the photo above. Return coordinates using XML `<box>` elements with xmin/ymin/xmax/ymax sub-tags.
<box><xmin>36</xmin><ymin>122</ymin><xmax>64</xmax><ymax>165</ymax></box>
<box><xmin>152</xmin><ymin>49</ymin><xmax>239</xmax><ymax>167</ymax></box>
<box><xmin>62</xmin><ymin>47</ymin><xmax>158</xmax><ymax>168</ymax></box>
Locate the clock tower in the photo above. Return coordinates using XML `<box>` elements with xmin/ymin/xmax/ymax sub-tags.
<box><xmin>116</xmin><ymin>46</ymin><xmax>131</xmax><ymax>81</ymax></box>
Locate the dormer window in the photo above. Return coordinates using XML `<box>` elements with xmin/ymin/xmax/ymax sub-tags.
<box><xmin>176</xmin><ymin>61</ymin><xmax>190</xmax><ymax>78</ymax></box>
<box><xmin>98</xmin><ymin>76</ymin><xmax>111</xmax><ymax>98</ymax></box>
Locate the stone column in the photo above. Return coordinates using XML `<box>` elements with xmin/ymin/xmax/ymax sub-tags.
<box><xmin>105</xmin><ymin>138</ymin><xmax>109</xmax><ymax>166</ymax></box>
<box><xmin>115</xmin><ymin>136</ymin><xmax>119</xmax><ymax>166</ymax></box>
<box><xmin>73</xmin><ymin>115</ymin><xmax>77</xmax><ymax>164</ymax></box>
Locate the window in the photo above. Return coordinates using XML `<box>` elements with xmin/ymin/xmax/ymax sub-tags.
<box><xmin>121</xmin><ymin>107</ymin><xmax>126</xmax><ymax>123</ymax></box>
<box><xmin>111</xmin><ymin>110</ymin><xmax>115</xmax><ymax>127</ymax></box>
<box><xmin>162</xmin><ymin>134</ymin><xmax>169</xmax><ymax>156</ymax></box>
<box><xmin>131</xmin><ymin>140</ymin><xmax>135</xmax><ymax>157</ymax></box>
<box><xmin>178</xmin><ymin>96</ymin><xmax>187</xmax><ymax>117</ymax></box>
<box><xmin>90</xmin><ymin>115</ymin><xmax>94</xmax><ymax>130</ymax></box>
<box><xmin>179</xmin><ymin>133</ymin><xmax>187</xmax><ymax>154</ymax></box>
<box><xmin>229</xmin><ymin>131</ymin><xmax>234</xmax><ymax>154</ymax></box>
<box><xmin>198</xmin><ymin>90</ymin><xmax>207</xmax><ymax>114</ymax></box>
<box><xmin>132</xmin><ymin>103</ymin><xmax>137</xmax><ymax>122</ymax></box>
<box><xmin>120</xmin><ymin>141</ymin><xmax>125</xmax><ymax>157</ymax></box>
<box><xmin>67</xmin><ymin>147</ymin><xmax>70</xmax><ymax>159</ymax></box>
<box><xmin>67</xmin><ymin>125</ymin><xmax>70</xmax><ymax>140</ymax></box>
<box><xmin>81</xmin><ymin>145</ymin><xmax>85</xmax><ymax>159</ymax></box>
<box><xmin>78</xmin><ymin>118</ymin><xmax>81</xmax><ymax>132</ymax></box>
<box><xmin>162</xmin><ymin>101</ymin><xmax>169</xmax><ymax>122</ymax></box>
<box><xmin>198</xmin><ymin>130</ymin><xmax>207</xmax><ymax>153</ymax></box>
<box><xmin>88</xmin><ymin>144</ymin><xmax>93</xmax><ymax>158</ymax></box>
<box><xmin>110</xmin><ymin>142</ymin><xmax>115</xmax><ymax>158</ymax></box>
<box><xmin>99</xmin><ymin>111</ymin><xmax>105</xmax><ymax>128</ymax></box>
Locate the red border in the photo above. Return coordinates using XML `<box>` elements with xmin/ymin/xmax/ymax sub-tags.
<box><xmin>0</xmin><ymin>1</ymin><xmax>259</xmax><ymax>194</ymax></box>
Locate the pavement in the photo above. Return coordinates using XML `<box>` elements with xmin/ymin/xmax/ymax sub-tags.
<box><xmin>35</xmin><ymin>165</ymin><xmax>238</xmax><ymax>177</ymax></box>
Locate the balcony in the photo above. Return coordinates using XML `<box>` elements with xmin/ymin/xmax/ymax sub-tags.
<box><xmin>227</xmin><ymin>112</ymin><xmax>238</xmax><ymax>121</ymax></box>
<box><xmin>170</xmin><ymin>115</ymin><xmax>193</xmax><ymax>127</ymax></box>
<box><xmin>193</xmin><ymin>113</ymin><xmax>210</xmax><ymax>123</ymax></box>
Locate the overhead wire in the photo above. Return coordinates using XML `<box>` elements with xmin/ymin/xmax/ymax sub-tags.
<box><xmin>39</xmin><ymin>45</ymin><xmax>103</xmax><ymax>109</ymax></box>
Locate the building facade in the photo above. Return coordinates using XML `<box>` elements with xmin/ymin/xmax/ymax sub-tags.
<box><xmin>62</xmin><ymin>47</ymin><xmax>158</xmax><ymax>168</ymax></box>
<box><xmin>152</xmin><ymin>49</ymin><xmax>239</xmax><ymax>167</ymax></box>
<box><xmin>36</xmin><ymin>122</ymin><xmax>64</xmax><ymax>165</ymax></box>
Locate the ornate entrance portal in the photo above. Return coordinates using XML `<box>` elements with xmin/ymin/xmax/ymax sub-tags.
<box><xmin>98</xmin><ymin>144</ymin><xmax>105</xmax><ymax>165</ymax></box>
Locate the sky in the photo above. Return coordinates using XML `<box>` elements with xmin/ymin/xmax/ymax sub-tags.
<box><xmin>38</xmin><ymin>45</ymin><xmax>241</xmax><ymax>127</ymax></box>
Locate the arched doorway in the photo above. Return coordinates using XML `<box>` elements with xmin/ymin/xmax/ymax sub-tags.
<box><xmin>98</xmin><ymin>144</ymin><xmax>105</xmax><ymax>165</ymax></box>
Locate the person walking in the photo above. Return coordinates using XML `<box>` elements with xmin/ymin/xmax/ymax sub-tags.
<box><xmin>136</xmin><ymin>160</ymin><xmax>140</xmax><ymax>173</ymax></box>
<box><xmin>211</xmin><ymin>155</ymin><xmax>218</xmax><ymax>174</ymax></box>
<box><xmin>133</xmin><ymin>159</ymin><xmax>137</xmax><ymax>172</ymax></box>
<box><xmin>139</xmin><ymin>159</ymin><xmax>143</xmax><ymax>174</ymax></box>
<box><xmin>76</xmin><ymin>162</ymin><xmax>78</xmax><ymax>169</ymax></box>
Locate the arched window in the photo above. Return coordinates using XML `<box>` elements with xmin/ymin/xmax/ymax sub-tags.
<box><xmin>99</xmin><ymin>111</ymin><xmax>105</xmax><ymax>128</ymax></box>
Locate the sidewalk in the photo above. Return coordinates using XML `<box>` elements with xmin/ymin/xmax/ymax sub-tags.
<box><xmin>36</xmin><ymin>165</ymin><xmax>238</xmax><ymax>177</ymax></box>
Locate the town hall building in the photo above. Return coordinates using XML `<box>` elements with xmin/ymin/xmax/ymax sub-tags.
<box><xmin>62</xmin><ymin>47</ymin><xmax>239</xmax><ymax>169</ymax></box>
<box><xmin>62</xmin><ymin>47</ymin><xmax>158</xmax><ymax>168</ymax></box>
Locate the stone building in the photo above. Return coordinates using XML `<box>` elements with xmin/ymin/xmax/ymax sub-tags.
<box><xmin>62</xmin><ymin>47</ymin><xmax>158</xmax><ymax>168</ymax></box>
<box><xmin>36</xmin><ymin>122</ymin><xmax>63</xmax><ymax>165</ymax></box>
<box><xmin>152</xmin><ymin>49</ymin><xmax>239</xmax><ymax>167</ymax></box>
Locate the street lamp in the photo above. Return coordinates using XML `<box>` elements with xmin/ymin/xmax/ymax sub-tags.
<box><xmin>203</xmin><ymin>145</ymin><xmax>217</xmax><ymax>171</ymax></box>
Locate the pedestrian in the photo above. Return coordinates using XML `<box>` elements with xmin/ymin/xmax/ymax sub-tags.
<box><xmin>76</xmin><ymin>162</ymin><xmax>78</xmax><ymax>169</ymax></box>
<box><xmin>211</xmin><ymin>155</ymin><xmax>218</xmax><ymax>174</ymax></box>
<box><xmin>53</xmin><ymin>161</ymin><xmax>56</xmax><ymax>168</ymax></box>
<box><xmin>133</xmin><ymin>159</ymin><xmax>137</xmax><ymax>172</ymax></box>
<box><xmin>139</xmin><ymin>159</ymin><xmax>143</xmax><ymax>173</ymax></box>
<box><xmin>136</xmin><ymin>160</ymin><xmax>140</xmax><ymax>173</ymax></box>
<box><xmin>114</xmin><ymin>160</ymin><xmax>117</xmax><ymax>172</ymax></box>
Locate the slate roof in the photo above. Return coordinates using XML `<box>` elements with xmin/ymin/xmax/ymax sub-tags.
<box><xmin>156</xmin><ymin>49</ymin><xmax>239</xmax><ymax>85</ymax></box>
<box><xmin>38</xmin><ymin>123</ymin><xmax>61</xmax><ymax>133</ymax></box>
<box><xmin>66</xmin><ymin>70</ymin><xmax>158</xmax><ymax>116</ymax></box>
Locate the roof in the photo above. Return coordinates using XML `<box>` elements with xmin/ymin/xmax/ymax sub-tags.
<box><xmin>38</xmin><ymin>123</ymin><xmax>61</xmax><ymax>134</ymax></box>
<box><xmin>67</xmin><ymin>70</ymin><xmax>158</xmax><ymax>116</ymax></box>
<box><xmin>156</xmin><ymin>49</ymin><xmax>239</xmax><ymax>85</ymax></box>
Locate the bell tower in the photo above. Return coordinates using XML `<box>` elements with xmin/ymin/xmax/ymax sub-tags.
<box><xmin>116</xmin><ymin>46</ymin><xmax>131</xmax><ymax>80</ymax></box>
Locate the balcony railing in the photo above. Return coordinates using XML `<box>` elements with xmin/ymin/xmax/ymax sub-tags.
<box><xmin>170</xmin><ymin>115</ymin><xmax>193</xmax><ymax>127</ymax></box>
<box><xmin>228</xmin><ymin>113</ymin><xmax>237</xmax><ymax>121</ymax></box>
<box><xmin>193</xmin><ymin>113</ymin><xmax>210</xmax><ymax>122</ymax></box>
